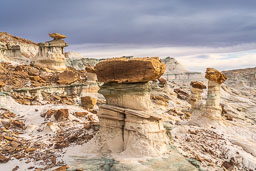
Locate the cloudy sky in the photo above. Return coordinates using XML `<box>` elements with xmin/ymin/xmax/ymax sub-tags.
<box><xmin>1</xmin><ymin>0</ymin><xmax>256</xmax><ymax>71</ymax></box>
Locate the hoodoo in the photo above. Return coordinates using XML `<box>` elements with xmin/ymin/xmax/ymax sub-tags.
<box><xmin>189</xmin><ymin>68</ymin><xmax>227</xmax><ymax>127</ymax></box>
<box><xmin>205</xmin><ymin>68</ymin><xmax>227</xmax><ymax>119</ymax></box>
<box><xmin>34</xmin><ymin>33</ymin><xmax>68</xmax><ymax>71</ymax></box>
<box><xmin>89</xmin><ymin>57</ymin><xmax>169</xmax><ymax>156</ymax></box>
<box><xmin>189</xmin><ymin>81</ymin><xmax>206</xmax><ymax>110</ymax></box>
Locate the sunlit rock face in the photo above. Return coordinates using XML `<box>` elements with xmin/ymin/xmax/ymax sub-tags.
<box><xmin>34</xmin><ymin>33</ymin><xmax>68</xmax><ymax>71</ymax></box>
<box><xmin>88</xmin><ymin>57</ymin><xmax>168</xmax><ymax>157</ymax></box>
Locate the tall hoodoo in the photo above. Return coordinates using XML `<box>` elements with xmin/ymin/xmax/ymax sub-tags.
<box><xmin>91</xmin><ymin>57</ymin><xmax>168</xmax><ymax>156</ymax></box>
<box><xmin>189</xmin><ymin>81</ymin><xmax>206</xmax><ymax>109</ymax></box>
<box><xmin>34</xmin><ymin>33</ymin><xmax>68</xmax><ymax>71</ymax></box>
<box><xmin>205</xmin><ymin>68</ymin><xmax>227</xmax><ymax>119</ymax></box>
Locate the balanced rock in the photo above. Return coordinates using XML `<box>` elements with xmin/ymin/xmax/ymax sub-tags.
<box><xmin>205</xmin><ymin>68</ymin><xmax>227</xmax><ymax>84</ymax></box>
<box><xmin>95</xmin><ymin>57</ymin><xmax>166</xmax><ymax>83</ymax></box>
<box><xmin>49</xmin><ymin>33</ymin><xmax>67</xmax><ymax>40</ymax></box>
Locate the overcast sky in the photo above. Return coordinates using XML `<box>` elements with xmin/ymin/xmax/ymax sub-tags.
<box><xmin>1</xmin><ymin>0</ymin><xmax>256</xmax><ymax>71</ymax></box>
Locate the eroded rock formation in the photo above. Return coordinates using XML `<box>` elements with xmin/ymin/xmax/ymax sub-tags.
<box><xmin>189</xmin><ymin>68</ymin><xmax>227</xmax><ymax>127</ymax></box>
<box><xmin>88</xmin><ymin>57</ymin><xmax>168</xmax><ymax>156</ymax></box>
<box><xmin>34</xmin><ymin>33</ymin><xmax>68</xmax><ymax>71</ymax></box>
<box><xmin>205</xmin><ymin>68</ymin><xmax>227</xmax><ymax>119</ymax></box>
<box><xmin>189</xmin><ymin>81</ymin><xmax>206</xmax><ymax>109</ymax></box>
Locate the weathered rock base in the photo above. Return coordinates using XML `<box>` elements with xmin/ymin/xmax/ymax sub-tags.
<box><xmin>87</xmin><ymin>104</ymin><xmax>168</xmax><ymax>157</ymax></box>
<box><xmin>65</xmin><ymin>150</ymin><xmax>197</xmax><ymax>171</ymax></box>
<box><xmin>189</xmin><ymin>87</ymin><xmax>204</xmax><ymax>109</ymax></box>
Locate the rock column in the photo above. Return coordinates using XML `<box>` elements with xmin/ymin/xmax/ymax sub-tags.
<box><xmin>189</xmin><ymin>81</ymin><xmax>206</xmax><ymax>109</ymax></box>
<box><xmin>89</xmin><ymin>57</ymin><xmax>169</xmax><ymax>156</ymax></box>
<box><xmin>204</xmin><ymin>68</ymin><xmax>227</xmax><ymax>119</ymax></box>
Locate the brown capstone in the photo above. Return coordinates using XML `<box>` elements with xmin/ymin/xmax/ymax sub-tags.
<box><xmin>205</xmin><ymin>68</ymin><xmax>227</xmax><ymax>84</ymax></box>
<box><xmin>49</xmin><ymin>33</ymin><xmax>67</xmax><ymax>40</ymax></box>
<box><xmin>190</xmin><ymin>81</ymin><xmax>206</xmax><ymax>89</ymax></box>
<box><xmin>95</xmin><ymin>57</ymin><xmax>166</xmax><ymax>83</ymax></box>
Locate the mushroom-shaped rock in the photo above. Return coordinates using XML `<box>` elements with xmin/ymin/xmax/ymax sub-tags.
<box><xmin>205</xmin><ymin>68</ymin><xmax>227</xmax><ymax>84</ymax></box>
<box><xmin>190</xmin><ymin>81</ymin><xmax>206</xmax><ymax>89</ymax></box>
<box><xmin>49</xmin><ymin>33</ymin><xmax>67</xmax><ymax>40</ymax></box>
<box><xmin>95</xmin><ymin>57</ymin><xmax>166</xmax><ymax>83</ymax></box>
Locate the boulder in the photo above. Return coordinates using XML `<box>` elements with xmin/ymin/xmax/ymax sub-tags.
<box><xmin>54</xmin><ymin>109</ymin><xmax>69</xmax><ymax>121</ymax></box>
<box><xmin>190</xmin><ymin>81</ymin><xmax>206</xmax><ymax>89</ymax></box>
<box><xmin>95</xmin><ymin>57</ymin><xmax>166</xmax><ymax>83</ymax></box>
<box><xmin>205</xmin><ymin>68</ymin><xmax>227</xmax><ymax>84</ymax></box>
<box><xmin>74</xmin><ymin>112</ymin><xmax>88</xmax><ymax>117</ymax></box>
<box><xmin>49</xmin><ymin>33</ymin><xmax>67</xmax><ymax>40</ymax></box>
<box><xmin>81</xmin><ymin>96</ymin><xmax>97</xmax><ymax>110</ymax></box>
<box><xmin>0</xmin><ymin>80</ymin><xmax>5</xmax><ymax>89</ymax></box>
<box><xmin>57</xmin><ymin>70</ymin><xmax>79</xmax><ymax>84</ymax></box>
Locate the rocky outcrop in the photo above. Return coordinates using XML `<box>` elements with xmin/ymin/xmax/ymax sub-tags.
<box><xmin>87</xmin><ymin>57</ymin><xmax>168</xmax><ymax>156</ymax></box>
<box><xmin>189</xmin><ymin>81</ymin><xmax>206</xmax><ymax>109</ymax></box>
<box><xmin>161</xmin><ymin>57</ymin><xmax>204</xmax><ymax>84</ymax></box>
<box><xmin>0</xmin><ymin>32</ymin><xmax>38</xmax><ymax>58</ymax></box>
<box><xmin>34</xmin><ymin>33</ymin><xmax>68</xmax><ymax>71</ymax></box>
<box><xmin>95</xmin><ymin>57</ymin><xmax>165</xmax><ymax>83</ymax></box>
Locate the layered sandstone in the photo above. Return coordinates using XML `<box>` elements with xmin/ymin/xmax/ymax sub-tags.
<box><xmin>34</xmin><ymin>33</ymin><xmax>68</xmax><ymax>71</ymax></box>
<box><xmin>95</xmin><ymin>57</ymin><xmax>166</xmax><ymax>83</ymax></box>
<box><xmin>88</xmin><ymin>57</ymin><xmax>168</xmax><ymax>156</ymax></box>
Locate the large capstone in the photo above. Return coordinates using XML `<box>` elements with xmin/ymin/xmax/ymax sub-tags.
<box><xmin>95</xmin><ymin>57</ymin><xmax>166</xmax><ymax>83</ymax></box>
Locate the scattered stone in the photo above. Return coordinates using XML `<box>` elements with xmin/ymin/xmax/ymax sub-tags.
<box><xmin>12</xmin><ymin>166</ymin><xmax>19</xmax><ymax>171</ymax></box>
<box><xmin>74</xmin><ymin>112</ymin><xmax>88</xmax><ymax>117</ymax></box>
<box><xmin>53</xmin><ymin>165</ymin><xmax>68</xmax><ymax>171</ymax></box>
<box><xmin>54</xmin><ymin>109</ymin><xmax>69</xmax><ymax>121</ymax></box>
<box><xmin>57</xmin><ymin>70</ymin><xmax>79</xmax><ymax>84</ymax></box>
<box><xmin>81</xmin><ymin>96</ymin><xmax>97</xmax><ymax>110</ymax></box>
<box><xmin>0</xmin><ymin>154</ymin><xmax>9</xmax><ymax>163</ymax></box>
